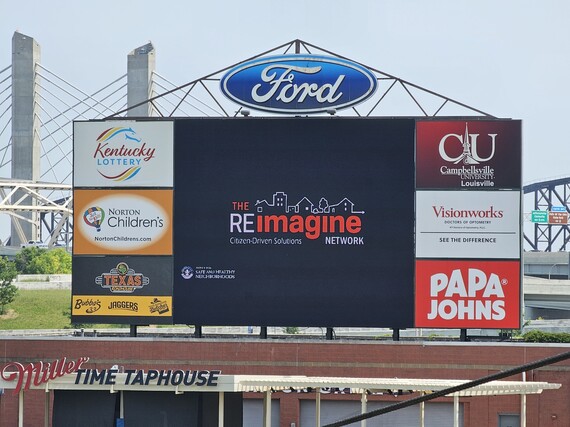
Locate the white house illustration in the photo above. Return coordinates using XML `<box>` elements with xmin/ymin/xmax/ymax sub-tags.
<box><xmin>255</xmin><ymin>192</ymin><xmax>363</xmax><ymax>215</ymax></box>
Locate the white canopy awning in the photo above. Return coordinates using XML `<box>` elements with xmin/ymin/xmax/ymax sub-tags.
<box><xmin>0</xmin><ymin>373</ymin><xmax>560</xmax><ymax>397</ymax></box>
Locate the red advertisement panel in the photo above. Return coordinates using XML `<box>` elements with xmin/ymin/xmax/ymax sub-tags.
<box><xmin>416</xmin><ymin>120</ymin><xmax>521</xmax><ymax>189</ymax></box>
<box><xmin>415</xmin><ymin>260</ymin><xmax>520</xmax><ymax>328</ymax></box>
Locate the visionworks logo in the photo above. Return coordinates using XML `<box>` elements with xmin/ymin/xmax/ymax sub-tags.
<box><xmin>93</xmin><ymin>127</ymin><xmax>156</xmax><ymax>182</ymax></box>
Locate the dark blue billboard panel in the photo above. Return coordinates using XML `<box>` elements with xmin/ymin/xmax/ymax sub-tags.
<box><xmin>72</xmin><ymin>256</ymin><xmax>173</xmax><ymax>324</ymax></box>
<box><xmin>173</xmin><ymin>118</ymin><xmax>415</xmax><ymax>327</ymax></box>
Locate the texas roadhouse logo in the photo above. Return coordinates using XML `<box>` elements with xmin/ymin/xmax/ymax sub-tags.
<box><xmin>92</xmin><ymin>127</ymin><xmax>156</xmax><ymax>182</ymax></box>
<box><xmin>438</xmin><ymin>123</ymin><xmax>497</xmax><ymax>187</ymax></box>
<box><xmin>95</xmin><ymin>262</ymin><xmax>150</xmax><ymax>293</ymax></box>
<box><xmin>229</xmin><ymin>191</ymin><xmax>365</xmax><ymax>245</ymax></box>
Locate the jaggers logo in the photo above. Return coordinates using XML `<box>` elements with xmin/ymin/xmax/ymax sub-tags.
<box><xmin>229</xmin><ymin>191</ymin><xmax>365</xmax><ymax>244</ymax></box>
<box><xmin>95</xmin><ymin>262</ymin><xmax>150</xmax><ymax>293</ymax></box>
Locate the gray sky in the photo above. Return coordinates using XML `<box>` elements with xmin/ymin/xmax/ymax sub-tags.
<box><xmin>1</xmin><ymin>0</ymin><xmax>569</xmax><ymax>184</ymax></box>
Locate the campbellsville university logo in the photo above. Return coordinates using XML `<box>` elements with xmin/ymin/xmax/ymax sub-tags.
<box><xmin>416</xmin><ymin>120</ymin><xmax>521</xmax><ymax>190</ymax></box>
<box><xmin>229</xmin><ymin>191</ymin><xmax>364</xmax><ymax>245</ymax></box>
<box><xmin>1</xmin><ymin>356</ymin><xmax>89</xmax><ymax>395</ymax></box>
<box><xmin>93</xmin><ymin>127</ymin><xmax>156</xmax><ymax>182</ymax></box>
<box><xmin>95</xmin><ymin>262</ymin><xmax>150</xmax><ymax>293</ymax></box>
<box><xmin>438</xmin><ymin>123</ymin><xmax>496</xmax><ymax>187</ymax></box>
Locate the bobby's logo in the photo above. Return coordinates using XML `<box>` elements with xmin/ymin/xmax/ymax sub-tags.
<box><xmin>93</xmin><ymin>127</ymin><xmax>156</xmax><ymax>182</ymax></box>
<box><xmin>149</xmin><ymin>298</ymin><xmax>170</xmax><ymax>314</ymax></box>
<box><xmin>95</xmin><ymin>262</ymin><xmax>150</xmax><ymax>293</ymax></box>
<box><xmin>439</xmin><ymin>123</ymin><xmax>496</xmax><ymax>165</ymax></box>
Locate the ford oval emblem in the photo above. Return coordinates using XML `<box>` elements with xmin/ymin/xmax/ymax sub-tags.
<box><xmin>220</xmin><ymin>55</ymin><xmax>377</xmax><ymax>114</ymax></box>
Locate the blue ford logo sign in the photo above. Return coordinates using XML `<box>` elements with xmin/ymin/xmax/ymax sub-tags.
<box><xmin>220</xmin><ymin>55</ymin><xmax>377</xmax><ymax>114</ymax></box>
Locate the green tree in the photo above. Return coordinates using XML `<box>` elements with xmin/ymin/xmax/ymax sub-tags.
<box><xmin>26</xmin><ymin>248</ymin><xmax>71</xmax><ymax>274</ymax></box>
<box><xmin>0</xmin><ymin>256</ymin><xmax>18</xmax><ymax>314</ymax></box>
<box><xmin>15</xmin><ymin>246</ymin><xmax>47</xmax><ymax>274</ymax></box>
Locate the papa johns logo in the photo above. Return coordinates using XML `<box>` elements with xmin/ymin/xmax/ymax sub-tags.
<box><xmin>93</xmin><ymin>127</ymin><xmax>156</xmax><ymax>182</ymax></box>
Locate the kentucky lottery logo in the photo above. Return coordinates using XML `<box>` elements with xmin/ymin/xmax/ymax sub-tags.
<box><xmin>93</xmin><ymin>127</ymin><xmax>156</xmax><ymax>182</ymax></box>
<box><xmin>95</xmin><ymin>262</ymin><xmax>150</xmax><ymax>293</ymax></box>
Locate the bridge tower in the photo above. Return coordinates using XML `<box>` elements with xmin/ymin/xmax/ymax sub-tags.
<box><xmin>127</xmin><ymin>42</ymin><xmax>155</xmax><ymax>117</ymax></box>
<box><xmin>11</xmin><ymin>32</ymin><xmax>41</xmax><ymax>247</ymax></box>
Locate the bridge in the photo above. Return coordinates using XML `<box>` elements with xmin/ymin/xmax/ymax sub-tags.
<box><xmin>0</xmin><ymin>32</ymin><xmax>566</xmax><ymax>254</ymax></box>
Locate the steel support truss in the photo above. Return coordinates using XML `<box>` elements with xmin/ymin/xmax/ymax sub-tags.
<box><xmin>0</xmin><ymin>180</ymin><xmax>72</xmax><ymax>247</ymax></box>
<box><xmin>524</xmin><ymin>177</ymin><xmax>570</xmax><ymax>251</ymax></box>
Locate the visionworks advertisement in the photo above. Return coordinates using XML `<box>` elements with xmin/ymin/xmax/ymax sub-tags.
<box><xmin>416</xmin><ymin>190</ymin><xmax>521</xmax><ymax>259</ymax></box>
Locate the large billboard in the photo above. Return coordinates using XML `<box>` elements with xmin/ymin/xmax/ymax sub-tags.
<box><xmin>414</xmin><ymin>119</ymin><xmax>522</xmax><ymax>329</ymax></box>
<box><xmin>172</xmin><ymin>118</ymin><xmax>416</xmax><ymax>327</ymax></box>
<box><xmin>72</xmin><ymin>120</ymin><xmax>174</xmax><ymax>324</ymax></box>
<box><xmin>72</xmin><ymin>117</ymin><xmax>522</xmax><ymax>329</ymax></box>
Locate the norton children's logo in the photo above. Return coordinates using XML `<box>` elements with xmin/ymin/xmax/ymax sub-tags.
<box><xmin>229</xmin><ymin>191</ymin><xmax>364</xmax><ymax>245</ymax></box>
<box><xmin>84</xmin><ymin>207</ymin><xmax>105</xmax><ymax>232</ymax></box>
<box><xmin>438</xmin><ymin>123</ymin><xmax>496</xmax><ymax>187</ymax></box>
<box><xmin>93</xmin><ymin>127</ymin><xmax>156</xmax><ymax>182</ymax></box>
<box><xmin>95</xmin><ymin>262</ymin><xmax>150</xmax><ymax>293</ymax></box>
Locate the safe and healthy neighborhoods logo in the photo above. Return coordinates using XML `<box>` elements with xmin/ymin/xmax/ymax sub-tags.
<box><xmin>220</xmin><ymin>55</ymin><xmax>377</xmax><ymax>113</ymax></box>
<box><xmin>415</xmin><ymin>260</ymin><xmax>520</xmax><ymax>328</ymax></box>
<box><xmin>181</xmin><ymin>266</ymin><xmax>235</xmax><ymax>280</ymax></box>
<box><xmin>93</xmin><ymin>127</ymin><xmax>156</xmax><ymax>182</ymax></box>
<box><xmin>416</xmin><ymin>120</ymin><xmax>521</xmax><ymax>189</ymax></box>
<box><xmin>229</xmin><ymin>191</ymin><xmax>365</xmax><ymax>245</ymax></box>
<box><xmin>95</xmin><ymin>262</ymin><xmax>150</xmax><ymax>293</ymax></box>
